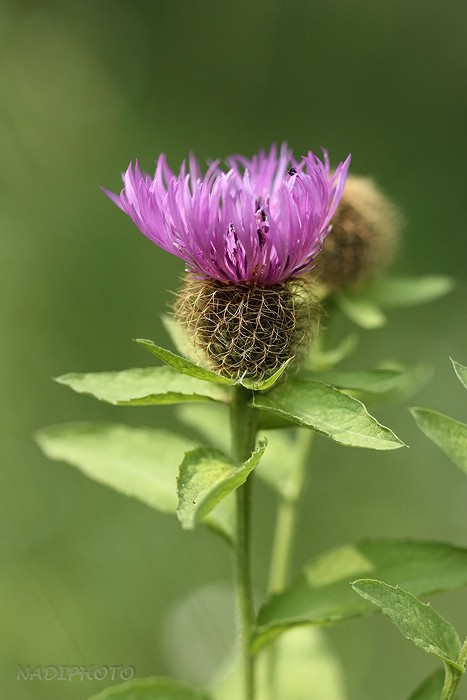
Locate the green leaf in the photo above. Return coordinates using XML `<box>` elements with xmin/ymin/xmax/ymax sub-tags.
<box><xmin>135</xmin><ymin>339</ymin><xmax>235</xmax><ymax>385</ymax></box>
<box><xmin>335</xmin><ymin>293</ymin><xmax>386</xmax><ymax>329</ymax></box>
<box><xmin>308</xmin><ymin>364</ymin><xmax>429</xmax><ymax>400</ymax></box>
<box><xmin>55</xmin><ymin>366</ymin><xmax>229</xmax><ymax>405</ymax></box>
<box><xmin>407</xmin><ymin>670</ymin><xmax>446</xmax><ymax>700</ymax></box>
<box><xmin>155</xmin><ymin>325</ymin><xmax>292</xmax><ymax>391</ymax></box>
<box><xmin>256</xmin><ymin>411</ymin><xmax>298</xmax><ymax>430</ymax></box>
<box><xmin>241</xmin><ymin>358</ymin><xmax>293</xmax><ymax>391</ymax></box>
<box><xmin>175</xmin><ymin>404</ymin><xmax>309</xmax><ymax>500</ymax></box>
<box><xmin>370</xmin><ymin>275</ymin><xmax>454</xmax><ymax>308</ymax></box>
<box><xmin>87</xmin><ymin>676</ymin><xmax>212</xmax><ymax>700</ymax></box>
<box><xmin>351</xmin><ymin>579</ymin><xmax>462</xmax><ymax>670</ymax></box>
<box><xmin>307</xmin><ymin>333</ymin><xmax>359</xmax><ymax>371</ymax></box>
<box><xmin>411</xmin><ymin>408</ymin><xmax>467</xmax><ymax>474</ymax></box>
<box><xmin>35</xmin><ymin>422</ymin><xmax>231</xmax><ymax>540</ymax></box>
<box><xmin>452</xmin><ymin>358</ymin><xmax>467</xmax><ymax>392</ymax></box>
<box><xmin>252</xmin><ymin>378</ymin><xmax>404</xmax><ymax>450</ymax></box>
<box><xmin>177</xmin><ymin>441</ymin><xmax>266</xmax><ymax>529</ymax></box>
<box><xmin>36</xmin><ymin>422</ymin><xmax>194</xmax><ymax>513</ymax></box>
<box><xmin>254</xmin><ymin>539</ymin><xmax>467</xmax><ymax>652</ymax></box>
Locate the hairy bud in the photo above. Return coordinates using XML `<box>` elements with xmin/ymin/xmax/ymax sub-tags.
<box><xmin>173</xmin><ymin>277</ymin><xmax>320</xmax><ymax>381</ymax></box>
<box><xmin>315</xmin><ymin>176</ymin><xmax>401</xmax><ymax>290</ymax></box>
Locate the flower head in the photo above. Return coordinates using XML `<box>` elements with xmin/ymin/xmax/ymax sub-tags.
<box><xmin>315</xmin><ymin>175</ymin><xmax>401</xmax><ymax>290</ymax></box>
<box><xmin>103</xmin><ymin>144</ymin><xmax>350</xmax><ymax>285</ymax></box>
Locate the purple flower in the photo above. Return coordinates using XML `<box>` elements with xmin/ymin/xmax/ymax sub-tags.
<box><xmin>103</xmin><ymin>144</ymin><xmax>350</xmax><ymax>285</ymax></box>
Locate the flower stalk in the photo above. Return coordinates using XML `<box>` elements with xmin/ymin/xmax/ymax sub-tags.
<box><xmin>440</xmin><ymin>637</ymin><xmax>467</xmax><ymax>700</ymax></box>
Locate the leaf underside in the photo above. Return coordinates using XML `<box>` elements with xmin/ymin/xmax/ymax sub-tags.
<box><xmin>254</xmin><ymin>539</ymin><xmax>467</xmax><ymax>652</ymax></box>
<box><xmin>351</xmin><ymin>579</ymin><xmax>462</xmax><ymax>669</ymax></box>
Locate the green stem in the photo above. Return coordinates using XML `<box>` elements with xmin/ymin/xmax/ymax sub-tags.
<box><xmin>440</xmin><ymin>636</ymin><xmax>467</xmax><ymax>700</ymax></box>
<box><xmin>457</xmin><ymin>635</ymin><xmax>467</xmax><ymax>669</ymax></box>
<box><xmin>231</xmin><ymin>385</ymin><xmax>257</xmax><ymax>700</ymax></box>
<box><xmin>440</xmin><ymin>663</ymin><xmax>462</xmax><ymax>700</ymax></box>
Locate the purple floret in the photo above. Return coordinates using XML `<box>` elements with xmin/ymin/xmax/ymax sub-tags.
<box><xmin>103</xmin><ymin>143</ymin><xmax>350</xmax><ymax>285</ymax></box>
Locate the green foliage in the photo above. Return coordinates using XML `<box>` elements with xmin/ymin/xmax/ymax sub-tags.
<box><xmin>411</xmin><ymin>408</ymin><xmax>467</xmax><ymax>474</ymax></box>
<box><xmin>411</xmin><ymin>356</ymin><xmax>467</xmax><ymax>474</ymax></box>
<box><xmin>306</xmin><ymin>364</ymin><xmax>429</xmax><ymax>401</ymax></box>
<box><xmin>36</xmin><ymin>422</ymin><xmax>193</xmax><ymax>513</ymax></box>
<box><xmin>452</xmin><ymin>358</ymin><xmax>467</xmax><ymax>391</ymax></box>
<box><xmin>240</xmin><ymin>359</ymin><xmax>293</xmax><ymax>391</ymax></box>
<box><xmin>254</xmin><ymin>539</ymin><xmax>467</xmax><ymax>652</ymax></box>
<box><xmin>351</xmin><ymin>580</ymin><xmax>462</xmax><ymax>669</ymax></box>
<box><xmin>135</xmin><ymin>339</ymin><xmax>235</xmax><ymax>385</ymax></box>
<box><xmin>306</xmin><ymin>333</ymin><xmax>359</xmax><ymax>371</ymax></box>
<box><xmin>55</xmin><ymin>366</ymin><xmax>229</xmax><ymax>405</ymax></box>
<box><xmin>87</xmin><ymin>677</ymin><xmax>212</xmax><ymax>700</ymax></box>
<box><xmin>177</xmin><ymin>441</ymin><xmax>266</xmax><ymax>529</ymax></box>
<box><xmin>136</xmin><ymin>338</ymin><xmax>290</xmax><ymax>391</ymax></box>
<box><xmin>175</xmin><ymin>404</ymin><xmax>311</xmax><ymax>502</ymax></box>
<box><xmin>335</xmin><ymin>293</ymin><xmax>386</xmax><ymax>329</ymax></box>
<box><xmin>35</xmin><ymin>422</ymin><xmax>232</xmax><ymax>540</ymax></box>
<box><xmin>370</xmin><ymin>275</ymin><xmax>454</xmax><ymax>308</ymax></box>
<box><xmin>252</xmin><ymin>378</ymin><xmax>404</xmax><ymax>449</ymax></box>
<box><xmin>334</xmin><ymin>275</ymin><xmax>453</xmax><ymax>330</ymax></box>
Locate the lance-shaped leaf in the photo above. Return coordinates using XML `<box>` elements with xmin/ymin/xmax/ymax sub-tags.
<box><xmin>370</xmin><ymin>275</ymin><xmax>454</xmax><ymax>308</ymax></box>
<box><xmin>241</xmin><ymin>358</ymin><xmax>293</xmax><ymax>391</ymax></box>
<box><xmin>36</xmin><ymin>422</ymin><xmax>232</xmax><ymax>540</ymax></box>
<box><xmin>407</xmin><ymin>670</ymin><xmax>447</xmax><ymax>700</ymax></box>
<box><xmin>252</xmin><ymin>378</ymin><xmax>404</xmax><ymax>449</ymax></box>
<box><xmin>307</xmin><ymin>365</ymin><xmax>428</xmax><ymax>399</ymax></box>
<box><xmin>55</xmin><ymin>366</ymin><xmax>229</xmax><ymax>405</ymax></box>
<box><xmin>175</xmin><ymin>404</ymin><xmax>308</xmax><ymax>501</ymax></box>
<box><xmin>351</xmin><ymin>580</ymin><xmax>463</xmax><ymax>670</ymax></box>
<box><xmin>307</xmin><ymin>333</ymin><xmax>359</xmax><ymax>371</ymax></box>
<box><xmin>177</xmin><ymin>441</ymin><xmax>266</xmax><ymax>529</ymax></box>
<box><xmin>139</xmin><ymin>336</ymin><xmax>291</xmax><ymax>392</ymax></box>
<box><xmin>135</xmin><ymin>339</ymin><xmax>235</xmax><ymax>385</ymax></box>
<box><xmin>411</xmin><ymin>408</ymin><xmax>467</xmax><ymax>474</ymax></box>
<box><xmin>335</xmin><ymin>293</ymin><xmax>386</xmax><ymax>329</ymax></box>
<box><xmin>37</xmin><ymin>422</ymin><xmax>194</xmax><ymax>513</ymax></box>
<box><xmin>254</xmin><ymin>539</ymin><xmax>467</xmax><ymax>652</ymax></box>
<box><xmin>452</xmin><ymin>358</ymin><xmax>467</xmax><ymax>391</ymax></box>
<box><xmin>87</xmin><ymin>676</ymin><xmax>212</xmax><ymax>700</ymax></box>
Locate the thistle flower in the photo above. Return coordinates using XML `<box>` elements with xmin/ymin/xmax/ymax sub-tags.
<box><xmin>104</xmin><ymin>145</ymin><xmax>350</xmax><ymax>379</ymax></box>
<box><xmin>315</xmin><ymin>175</ymin><xmax>401</xmax><ymax>291</ymax></box>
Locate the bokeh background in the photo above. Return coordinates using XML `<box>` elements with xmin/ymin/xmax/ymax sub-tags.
<box><xmin>1</xmin><ymin>1</ymin><xmax>467</xmax><ymax>698</ymax></box>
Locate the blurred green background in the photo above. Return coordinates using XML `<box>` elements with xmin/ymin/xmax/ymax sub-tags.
<box><xmin>1</xmin><ymin>0</ymin><xmax>467</xmax><ymax>698</ymax></box>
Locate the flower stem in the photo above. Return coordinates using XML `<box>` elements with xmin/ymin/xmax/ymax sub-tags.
<box><xmin>440</xmin><ymin>637</ymin><xmax>467</xmax><ymax>700</ymax></box>
<box><xmin>440</xmin><ymin>664</ymin><xmax>462</xmax><ymax>700</ymax></box>
<box><xmin>231</xmin><ymin>385</ymin><xmax>257</xmax><ymax>700</ymax></box>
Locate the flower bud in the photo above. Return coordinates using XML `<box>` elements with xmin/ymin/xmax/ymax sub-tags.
<box><xmin>315</xmin><ymin>176</ymin><xmax>401</xmax><ymax>290</ymax></box>
<box><xmin>173</xmin><ymin>277</ymin><xmax>320</xmax><ymax>381</ymax></box>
